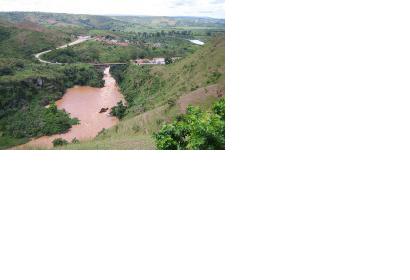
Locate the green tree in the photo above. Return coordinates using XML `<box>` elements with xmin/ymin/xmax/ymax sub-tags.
<box><xmin>110</xmin><ymin>101</ymin><xmax>127</xmax><ymax>119</ymax></box>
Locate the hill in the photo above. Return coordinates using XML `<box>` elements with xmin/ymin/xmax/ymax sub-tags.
<box><xmin>0</xmin><ymin>12</ymin><xmax>128</xmax><ymax>31</ymax></box>
<box><xmin>111</xmin><ymin>15</ymin><xmax>225</xmax><ymax>30</ymax></box>
<box><xmin>0</xmin><ymin>12</ymin><xmax>225</xmax><ymax>34</ymax></box>
<box><xmin>0</xmin><ymin>19</ymin><xmax>71</xmax><ymax>59</ymax></box>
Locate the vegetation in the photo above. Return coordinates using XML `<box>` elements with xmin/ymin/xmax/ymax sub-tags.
<box><xmin>42</xmin><ymin>37</ymin><xmax>199</xmax><ymax>63</ymax></box>
<box><xmin>0</xmin><ymin>21</ymin><xmax>70</xmax><ymax>59</ymax></box>
<box><xmin>0</xmin><ymin>12</ymin><xmax>224</xmax><ymax>34</ymax></box>
<box><xmin>110</xmin><ymin>101</ymin><xmax>127</xmax><ymax>119</ymax></box>
<box><xmin>165</xmin><ymin>57</ymin><xmax>173</xmax><ymax>65</ymax></box>
<box><xmin>3</xmin><ymin>103</ymin><xmax>79</xmax><ymax>139</ymax></box>
<box><xmin>0</xmin><ymin>61</ymin><xmax>103</xmax><ymax>148</ymax></box>
<box><xmin>52</xmin><ymin>138</ymin><xmax>69</xmax><ymax>147</ymax></box>
<box><xmin>0</xmin><ymin>61</ymin><xmax>103</xmax><ymax>118</ymax></box>
<box><xmin>112</xmin><ymin>35</ymin><xmax>225</xmax><ymax>115</ymax></box>
<box><xmin>154</xmin><ymin>99</ymin><xmax>225</xmax><ymax>150</ymax></box>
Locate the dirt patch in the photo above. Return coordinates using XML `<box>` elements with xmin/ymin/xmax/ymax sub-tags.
<box><xmin>177</xmin><ymin>84</ymin><xmax>224</xmax><ymax>113</ymax></box>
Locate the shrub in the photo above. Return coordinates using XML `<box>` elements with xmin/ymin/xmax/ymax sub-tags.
<box><xmin>165</xmin><ymin>57</ymin><xmax>173</xmax><ymax>65</ymax></box>
<box><xmin>110</xmin><ymin>101</ymin><xmax>127</xmax><ymax>119</ymax></box>
<box><xmin>97</xmin><ymin>128</ymin><xmax>106</xmax><ymax>137</ymax></box>
<box><xmin>53</xmin><ymin>138</ymin><xmax>68</xmax><ymax>147</ymax></box>
<box><xmin>132</xmin><ymin>124</ymin><xmax>140</xmax><ymax>133</ymax></box>
<box><xmin>167</xmin><ymin>97</ymin><xmax>177</xmax><ymax>107</ymax></box>
<box><xmin>154</xmin><ymin>99</ymin><xmax>225</xmax><ymax>150</ymax></box>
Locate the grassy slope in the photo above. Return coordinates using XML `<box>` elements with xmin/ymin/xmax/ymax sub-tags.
<box><xmin>59</xmin><ymin>36</ymin><xmax>225</xmax><ymax>150</ymax></box>
<box><xmin>118</xmin><ymin>35</ymin><xmax>224</xmax><ymax>114</ymax></box>
<box><xmin>0</xmin><ymin>20</ymin><xmax>70</xmax><ymax>59</ymax></box>
<box><xmin>0</xmin><ymin>12</ymin><xmax>128</xmax><ymax>30</ymax></box>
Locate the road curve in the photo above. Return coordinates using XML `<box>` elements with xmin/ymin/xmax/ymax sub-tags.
<box><xmin>34</xmin><ymin>36</ymin><xmax>92</xmax><ymax>64</ymax></box>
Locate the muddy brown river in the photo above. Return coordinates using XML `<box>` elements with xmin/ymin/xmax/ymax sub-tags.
<box><xmin>18</xmin><ymin>67</ymin><xmax>124</xmax><ymax>149</ymax></box>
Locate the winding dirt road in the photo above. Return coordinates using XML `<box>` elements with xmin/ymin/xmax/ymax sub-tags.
<box><xmin>34</xmin><ymin>36</ymin><xmax>92</xmax><ymax>64</ymax></box>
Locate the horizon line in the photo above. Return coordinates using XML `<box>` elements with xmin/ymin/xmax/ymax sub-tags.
<box><xmin>0</xmin><ymin>10</ymin><xmax>225</xmax><ymax>20</ymax></box>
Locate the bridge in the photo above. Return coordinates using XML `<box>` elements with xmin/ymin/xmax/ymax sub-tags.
<box><xmin>91</xmin><ymin>63</ymin><xmax>129</xmax><ymax>71</ymax></box>
<box><xmin>91</xmin><ymin>63</ymin><xmax>129</xmax><ymax>66</ymax></box>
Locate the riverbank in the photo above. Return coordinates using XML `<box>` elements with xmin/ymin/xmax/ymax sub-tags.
<box><xmin>16</xmin><ymin>67</ymin><xmax>124</xmax><ymax>149</ymax></box>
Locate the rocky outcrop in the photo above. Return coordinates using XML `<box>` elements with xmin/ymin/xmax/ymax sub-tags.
<box><xmin>36</xmin><ymin>78</ymin><xmax>43</xmax><ymax>87</ymax></box>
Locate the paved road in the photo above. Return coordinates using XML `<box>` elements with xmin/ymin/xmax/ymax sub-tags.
<box><xmin>34</xmin><ymin>36</ymin><xmax>92</xmax><ymax>64</ymax></box>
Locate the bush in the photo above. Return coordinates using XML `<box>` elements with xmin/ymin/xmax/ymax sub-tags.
<box><xmin>154</xmin><ymin>99</ymin><xmax>225</xmax><ymax>150</ymax></box>
<box><xmin>132</xmin><ymin>124</ymin><xmax>140</xmax><ymax>133</ymax></box>
<box><xmin>167</xmin><ymin>97</ymin><xmax>177</xmax><ymax>107</ymax></box>
<box><xmin>110</xmin><ymin>101</ymin><xmax>127</xmax><ymax>119</ymax></box>
<box><xmin>52</xmin><ymin>138</ymin><xmax>68</xmax><ymax>147</ymax></box>
<box><xmin>165</xmin><ymin>57</ymin><xmax>173</xmax><ymax>65</ymax></box>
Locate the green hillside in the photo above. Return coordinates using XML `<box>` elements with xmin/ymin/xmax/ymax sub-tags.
<box><xmin>59</xmin><ymin>35</ymin><xmax>225</xmax><ymax>150</ymax></box>
<box><xmin>114</xmin><ymin>35</ymin><xmax>224</xmax><ymax>114</ymax></box>
<box><xmin>0</xmin><ymin>12</ymin><xmax>128</xmax><ymax>31</ymax></box>
<box><xmin>112</xmin><ymin>15</ymin><xmax>224</xmax><ymax>31</ymax></box>
<box><xmin>0</xmin><ymin>20</ymin><xmax>70</xmax><ymax>59</ymax></box>
<box><xmin>0</xmin><ymin>12</ymin><xmax>225</xmax><ymax>34</ymax></box>
<box><xmin>42</xmin><ymin>37</ymin><xmax>199</xmax><ymax>63</ymax></box>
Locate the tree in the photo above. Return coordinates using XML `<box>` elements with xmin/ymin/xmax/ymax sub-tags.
<box><xmin>110</xmin><ymin>101</ymin><xmax>127</xmax><ymax>119</ymax></box>
<box><xmin>154</xmin><ymin>99</ymin><xmax>225</xmax><ymax>150</ymax></box>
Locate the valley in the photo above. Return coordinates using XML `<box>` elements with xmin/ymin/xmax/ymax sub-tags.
<box><xmin>0</xmin><ymin>11</ymin><xmax>225</xmax><ymax>150</ymax></box>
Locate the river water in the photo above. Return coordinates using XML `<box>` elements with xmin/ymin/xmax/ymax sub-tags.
<box><xmin>189</xmin><ymin>39</ymin><xmax>205</xmax><ymax>45</ymax></box>
<box><xmin>18</xmin><ymin>67</ymin><xmax>124</xmax><ymax>149</ymax></box>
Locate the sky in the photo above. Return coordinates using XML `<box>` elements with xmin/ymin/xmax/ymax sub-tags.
<box><xmin>0</xmin><ymin>0</ymin><xmax>225</xmax><ymax>18</ymax></box>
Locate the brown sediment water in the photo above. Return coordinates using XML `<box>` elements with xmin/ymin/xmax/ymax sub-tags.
<box><xmin>18</xmin><ymin>67</ymin><xmax>124</xmax><ymax>149</ymax></box>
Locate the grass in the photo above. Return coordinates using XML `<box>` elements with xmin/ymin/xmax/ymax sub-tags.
<box><xmin>0</xmin><ymin>21</ymin><xmax>70</xmax><ymax>59</ymax></box>
<box><xmin>116</xmin><ymin>35</ymin><xmax>225</xmax><ymax>115</ymax></box>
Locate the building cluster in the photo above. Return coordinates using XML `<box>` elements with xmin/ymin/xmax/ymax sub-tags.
<box><xmin>135</xmin><ymin>58</ymin><xmax>166</xmax><ymax>65</ymax></box>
